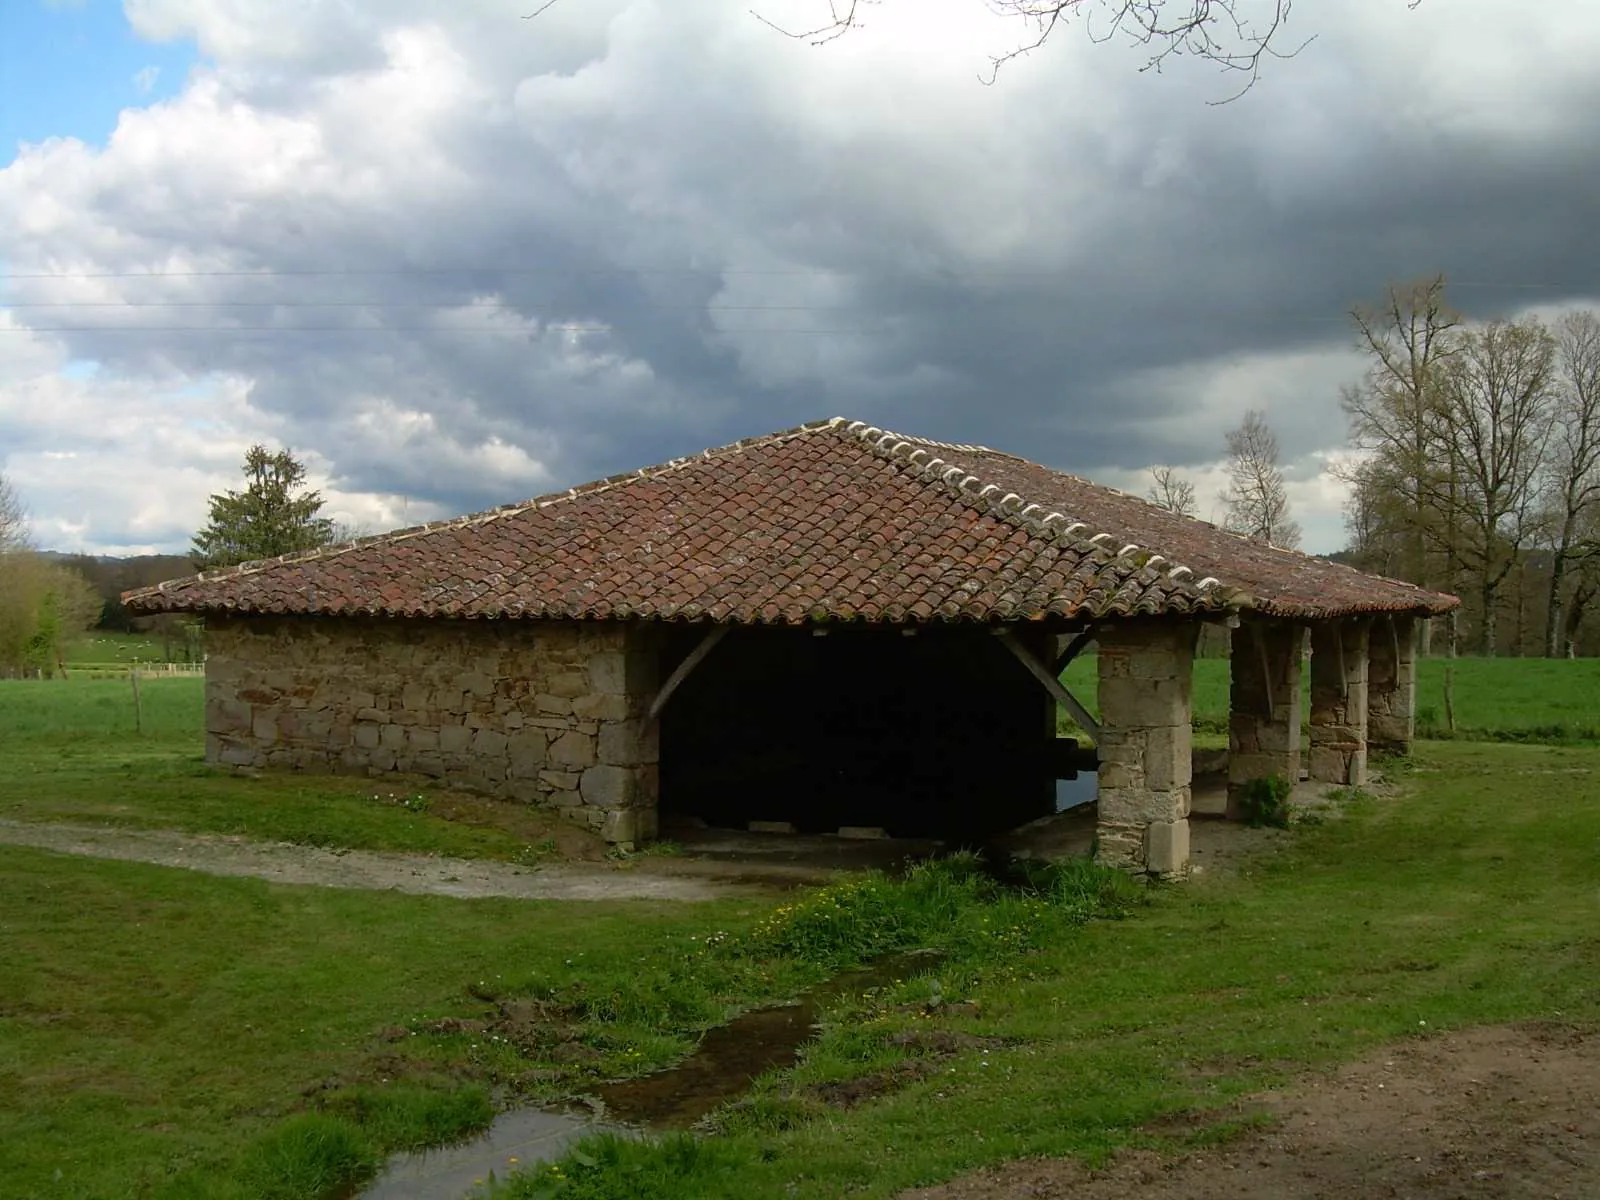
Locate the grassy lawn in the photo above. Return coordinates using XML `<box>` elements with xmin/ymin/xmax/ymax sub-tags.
<box><xmin>0</xmin><ymin>847</ymin><xmax>816</xmax><ymax>1198</ymax></box>
<box><xmin>3</xmin><ymin>662</ymin><xmax>1597</xmax><ymax>1196</ymax></box>
<box><xmin>490</xmin><ymin>741</ymin><xmax>1600</xmax><ymax>1197</ymax></box>
<box><xmin>3</xmin><ymin>742</ymin><xmax>1596</xmax><ymax>1199</ymax></box>
<box><xmin>67</xmin><ymin>631</ymin><xmax>179</xmax><ymax>667</ymax></box>
<box><xmin>1059</xmin><ymin>654</ymin><xmax>1600</xmax><ymax>745</ymax></box>
<box><xmin>0</xmin><ymin>678</ymin><xmax>571</xmax><ymax>859</ymax></box>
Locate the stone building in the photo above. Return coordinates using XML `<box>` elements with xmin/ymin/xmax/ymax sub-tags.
<box><xmin>125</xmin><ymin>418</ymin><xmax>1457</xmax><ymax>876</ymax></box>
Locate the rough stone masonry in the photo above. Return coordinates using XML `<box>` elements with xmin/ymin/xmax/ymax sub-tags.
<box><xmin>1094</xmin><ymin>622</ymin><xmax>1196</xmax><ymax>879</ymax></box>
<box><xmin>203</xmin><ymin>615</ymin><xmax>660</xmax><ymax>845</ymax></box>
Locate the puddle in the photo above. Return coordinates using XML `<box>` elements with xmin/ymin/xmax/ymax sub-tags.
<box><xmin>361</xmin><ymin>950</ymin><xmax>942</xmax><ymax>1197</ymax></box>
<box><xmin>591</xmin><ymin>949</ymin><xmax>942</xmax><ymax>1129</ymax></box>
<box><xmin>361</xmin><ymin>1109</ymin><xmax>613</xmax><ymax>1199</ymax></box>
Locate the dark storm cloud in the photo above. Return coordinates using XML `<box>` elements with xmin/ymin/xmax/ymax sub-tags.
<box><xmin>4</xmin><ymin>0</ymin><xmax>1599</xmax><ymax>552</ymax></box>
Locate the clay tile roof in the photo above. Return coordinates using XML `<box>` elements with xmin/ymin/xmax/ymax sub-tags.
<box><xmin>124</xmin><ymin>418</ymin><xmax>1459</xmax><ymax>625</ymax></box>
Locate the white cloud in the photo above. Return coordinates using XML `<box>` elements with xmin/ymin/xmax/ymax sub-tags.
<box><xmin>133</xmin><ymin>65</ymin><xmax>161</xmax><ymax>94</ymax></box>
<box><xmin>3</xmin><ymin>0</ymin><xmax>1600</xmax><ymax>556</ymax></box>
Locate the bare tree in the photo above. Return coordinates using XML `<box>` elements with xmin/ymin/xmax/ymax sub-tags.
<box><xmin>1341</xmin><ymin>279</ymin><xmax>1459</xmax><ymax>575</ymax></box>
<box><xmin>1544</xmin><ymin>311</ymin><xmax>1600</xmax><ymax>656</ymax></box>
<box><xmin>1340</xmin><ymin>276</ymin><xmax>1462</xmax><ymax>652</ymax></box>
<box><xmin>1560</xmin><ymin>507</ymin><xmax>1600</xmax><ymax>656</ymax></box>
<box><xmin>1341</xmin><ymin>455</ymin><xmax>1409</xmax><ymax>576</ymax></box>
<box><xmin>1220</xmin><ymin>409</ymin><xmax>1301</xmax><ymax>548</ymax></box>
<box><xmin>1439</xmin><ymin>318</ymin><xmax>1557</xmax><ymax>656</ymax></box>
<box><xmin>756</xmin><ymin>0</ymin><xmax>1320</xmax><ymax>90</ymax></box>
<box><xmin>0</xmin><ymin>471</ymin><xmax>27</xmax><ymax>554</ymax></box>
<box><xmin>1146</xmin><ymin>464</ymin><xmax>1198</xmax><ymax>516</ymax></box>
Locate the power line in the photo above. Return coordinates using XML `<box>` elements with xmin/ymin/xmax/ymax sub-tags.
<box><xmin>0</xmin><ymin>324</ymin><xmax>892</xmax><ymax>334</ymax></box>
<box><xmin>0</xmin><ymin>265</ymin><xmax>1585</xmax><ymax>287</ymax></box>
<box><xmin>0</xmin><ymin>266</ymin><xmax>895</xmax><ymax>280</ymax></box>
<box><xmin>0</xmin><ymin>301</ymin><xmax>867</xmax><ymax>312</ymax></box>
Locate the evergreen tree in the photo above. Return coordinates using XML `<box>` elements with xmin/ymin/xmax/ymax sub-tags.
<box><xmin>191</xmin><ymin>446</ymin><xmax>335</xmax><ymax>571</ymax></box>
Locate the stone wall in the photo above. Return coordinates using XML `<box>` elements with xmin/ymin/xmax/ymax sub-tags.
<box><xmin>1095</xmin><ymin>623</ymin><xmax>1196</xmax><ymax>879</ymax></box>
<box><xmin>203</xmin><ymin>615</ymin><xmax>660</xmax><ymax>844</ymax></box>
<box><xmin>1368</xmin><ymin>614</ymin><xmax>1418</xmax><ymax>755</ymax></box>
<box><xmin>1308</xmin><ymin>619</ymin><xmax>1369</xmax><ymax>785</ymax></box>
<box><xmin>1224</xmin><ymin>619</ymin><xmax>1307</xmax><ymax>816</ymax></box>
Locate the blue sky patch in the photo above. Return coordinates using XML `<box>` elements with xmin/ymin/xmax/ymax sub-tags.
<box><xmin>0</xmin><ymin>0</ymin><xmax>198</xmax><ymax>163</ymax></box>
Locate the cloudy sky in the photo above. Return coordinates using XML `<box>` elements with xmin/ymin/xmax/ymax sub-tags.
<box><xmin>2</xmin><ymin>0</ymin><xmax>1598</xmax><ymax>557</ymax></box>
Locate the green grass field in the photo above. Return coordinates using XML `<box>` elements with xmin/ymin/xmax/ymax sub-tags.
<box><xmin>1</xmin><ymin>661</ymin><xmax>1597</xmax><ymax>1197</ymax></box>
<box><xmin>67</xmin><ymin>631</ymin><xmax>177</xmax><ymax>666</ymax></box>
<box><xmin>3</xmin><ymin>741</ymin><xmax>1595</xmax><ymax>1198</ymax></box>
<box><xmin>1058</xmin><ymin>654</ymin><xmax>1600</xmax><ymax>744</ymax></box>
<box><xmin>0</xmin><ymin>677</ymin><xmax>557</xmax><ymax>859</ymax></box>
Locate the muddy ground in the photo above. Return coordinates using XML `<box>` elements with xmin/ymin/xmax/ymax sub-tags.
<box><xmin>0</xmin><ymin>818</ymin><xmax>779</xmax><ymax>901</ymax></box>
<box><xmin>0</xmin><ymin>769</ymin><xmax>1344</xmax><ymax>902</ymax></box>
<box><xmin>902</xmin><ymin>1023</ymin><xmax>1598</xmax><ymax>1200</ymax></box>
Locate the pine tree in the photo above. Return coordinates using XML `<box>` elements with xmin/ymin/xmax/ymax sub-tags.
<box><xmin>191</xmin><ymin>446</ymin><xmax>335</xmax><ymax>571</ymax></box>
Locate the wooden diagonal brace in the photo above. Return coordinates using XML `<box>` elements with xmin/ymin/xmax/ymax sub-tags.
<box><xmin>995</xmin><ymin>628</ymin><xmax>1102</xmax><ymax>740</ymax></box>
<box><xmin>1053</xmin><ymin>624</ymin><xmax>1099</xmax><ymax>675</ymax></box>
<box><xmin>648</xmin><ymin>626</ymin><xmax>729</xmax><ymax>721</ymax></box>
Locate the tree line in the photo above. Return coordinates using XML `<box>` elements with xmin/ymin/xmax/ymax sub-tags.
<box><xmin>1342</xmin><ymin>279</ymin><xmax>1599</xmax><ymax>658</ymax></box>
<box><xmin>0</xmin><ymin>446</ymin><xmax>337</xmax><ymax>674</ymax></box>
<box><xmin>1142</xmin><ymin>276</ymin><xmax>1599</xmax><ymax>658</ymax></box>
<box><xmin>0</xmin><ymin>476</ymin><xmax>103</xmax><ymax>675</ymax></box>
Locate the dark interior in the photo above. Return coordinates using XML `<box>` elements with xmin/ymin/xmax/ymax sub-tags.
<box><xmin>659</xmin><ymin>625</ymin><xmax>1066</xmax><ymax>841</ymax></box>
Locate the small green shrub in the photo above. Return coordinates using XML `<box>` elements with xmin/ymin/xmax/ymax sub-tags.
<box><xmin>739</xmin><ymin>854</ymin><xmax>999</xmax><ymax>968</ymax></box>
<box><xmin>1239</xmin><ymin>774</ymin><xmax>1292</xmax><ymax>829</ymax></box>
<box><xmin>486</xmin><ymin>1132</ymin><xmax>757</xmax><ymax>1199</ymax></box>
<box><xmin>326</xmin><ymin>1083</ymin><xmax>493</xmax><ymax>1152</ymax></box>
<box><xmin>239</xmin><ymin>1113</ymin><xmax>378</xmax><ymax>1200</ymax></box>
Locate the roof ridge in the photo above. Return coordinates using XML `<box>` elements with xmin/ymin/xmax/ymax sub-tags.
<box><xmin>823</xmin><ymin>417</ymin><xmax>1237</xmax><ymax>606</ymax></box>
<box><xmin>1073</xmin><ymin>472</ymin><xmax>1449</xmax><ymax>596</ymax></box>
<box><xmin>126</xmin><ymin>420</ymin><xmax>838</xmax><ymax>600</ymax></box>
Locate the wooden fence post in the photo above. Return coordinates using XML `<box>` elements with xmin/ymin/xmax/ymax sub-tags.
<box><xmin>1443</xmin><ymin>665</ymin><xmax>1456</xmax><ymax>735</ymax></box>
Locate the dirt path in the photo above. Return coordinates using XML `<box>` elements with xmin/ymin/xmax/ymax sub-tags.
<box><xmin>902</xmin><ymin>1023</ymin><xmax>1599</xmax><ymax>1200</ymax></box>
<box><xmin>0</xmin><ymin>818</ymin><xmax>771</xmax><ymax>901</ymax></box>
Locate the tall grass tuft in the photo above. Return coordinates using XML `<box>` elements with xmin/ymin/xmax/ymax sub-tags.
<box><xmin>487</xmin><ymin>1132</ymin><xmax>757</xmax><ymax>1199</ymax></box>
<box><xmin>239</xmin><ymin>1113</ymin><xmax>379</xmax><ymax>1200</ymax></box>
<box><xmin>326</xmin><ymin>1083</ymin><xmax>493</xmax><ymax>1152</ymax></box>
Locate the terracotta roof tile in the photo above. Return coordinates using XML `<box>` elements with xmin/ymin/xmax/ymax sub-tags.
<box><xmin>124</xmin><ymin>418</ymin><xmax>1458</xmax><ymax>624</ymax></box>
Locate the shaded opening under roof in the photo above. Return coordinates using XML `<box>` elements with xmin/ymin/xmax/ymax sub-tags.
<box><xmin>657</xmin><ymin>625</ymin><xmax>1085</xmax><ymax>841</ymax></box>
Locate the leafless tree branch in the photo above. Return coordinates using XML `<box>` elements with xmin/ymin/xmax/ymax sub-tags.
<box><xmin>751</xmin><ymin>1</ymin><xmax>1327</xmax><ymax>96</ymax></box>
<box><xmin>1146</xmin><ymin>464</ymin><xmax>1198</xmax><ymax>517</ymax></box>
<box><xmin>1220</xmin><ymin>408</ymin><xmax>1301</xmax><ymax>548</ymax></box>
<box><xmin>750</xmin><ymin>0</ymin><xmax>872</xmax><ymax>45</ymax></box>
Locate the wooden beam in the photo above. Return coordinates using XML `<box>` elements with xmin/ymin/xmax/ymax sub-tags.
<box><xmin>1333</xmin><ymin>620</ymin><xmax>1348</xmax><ymax>702</ymax></box>
<box><xmin>648</xmin><ymin>625</ymin><xmax>730</xmax><ymax>721</ymax></box>
<box><xmin>1250</xmin><ymin>621</ymin><xmax>1275</xmax><ymax>721</ymax></box>
<box><xmin>995</xmin><ymin>628</ymin><xmax>1102</xmax><ymax>740</ymax></box>
<box><xmin>1052</xmin><ymin>625</ymin><xmax>1098</xmax><ymax>675</ymax></box>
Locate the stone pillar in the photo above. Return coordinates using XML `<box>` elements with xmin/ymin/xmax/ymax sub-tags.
<box><xmin>1308</xmin><ymin>620</ymin><xmax>1369</xmax><ymax>786</ymax></box>
<box><xmin>1368</xmin><ymin>614</ymin><xmax>1418</xmax><ymax>756</ymax></box>
<box><xmin>579</xmin><ymin>624</ymin><xmax>661</xmax><ymax>847</ymax></box>
<box><xmin>1226</xmin><ymin>619</ymin><xmax>1307</xmax><ymax>816</ymax></box>
<box><xmin>1095</xmin><ymin>623</ymin><xmax>1196</xmax><ymax>879</ymax></box>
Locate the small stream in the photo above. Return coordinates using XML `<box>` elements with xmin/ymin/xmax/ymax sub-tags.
<box><xmin>362</xmin><ymin>951</ymin><xmax>943</xmax><ymax>1198</ymax></box>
